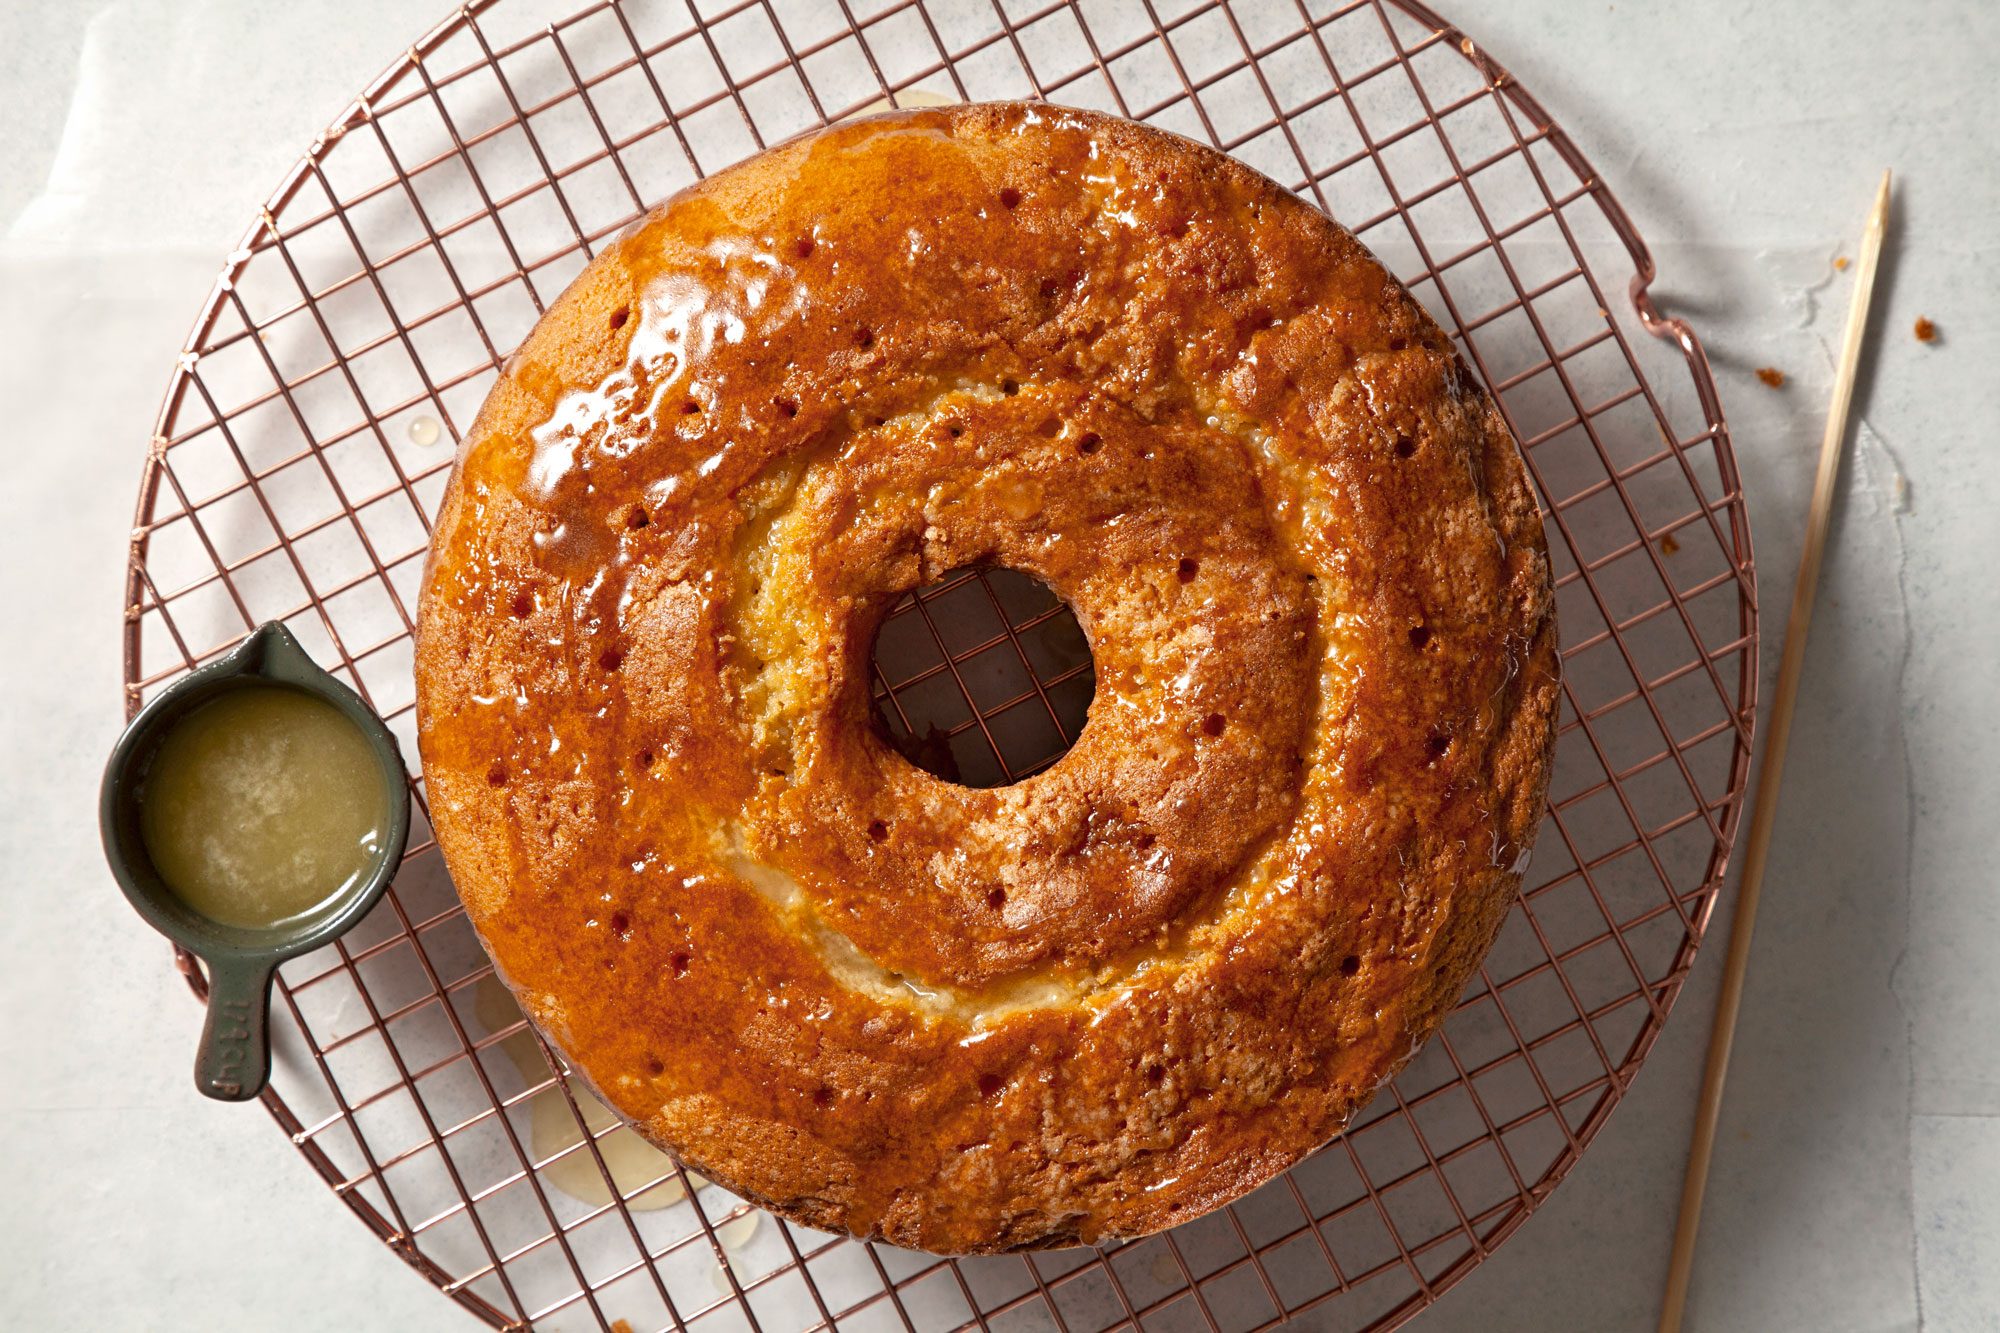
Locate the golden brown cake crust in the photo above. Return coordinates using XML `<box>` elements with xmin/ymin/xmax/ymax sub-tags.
<box><xmin>415</xmin><ymin>103</ymin><xmax>1558</xmax><ymax>1253</ymax></box>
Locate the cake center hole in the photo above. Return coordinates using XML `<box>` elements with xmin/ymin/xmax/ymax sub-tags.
<box><xmin>868</xmin><ymin>566</ymin><xmax>1094</xmax><ymax>788</ymax></box>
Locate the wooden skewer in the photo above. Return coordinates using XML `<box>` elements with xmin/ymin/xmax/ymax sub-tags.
<box><xmin>1656</xmin><ymin>169</ymin><xmax>1894</xmax><ymax>1333</ymax></box>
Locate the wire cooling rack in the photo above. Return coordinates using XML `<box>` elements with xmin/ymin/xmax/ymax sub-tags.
<box><xmin>121</xmin><ymin>1</ymin><xmax>1758</xmax><ymax>1329</ymax></box>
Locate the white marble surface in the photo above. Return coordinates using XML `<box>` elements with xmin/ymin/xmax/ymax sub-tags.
<box><xmin>2</xmin><ymin>1</ymin><xmax>1996</xmax><ymax>1329</ymax></box>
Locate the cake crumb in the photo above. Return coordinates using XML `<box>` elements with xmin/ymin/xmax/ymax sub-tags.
<box><xmin>1914</xmin><ymin>316</ymin><xmax>1938</xmax><ymax>343</ymax></box>
<box><xmin>1833</xmin><ymin>256</ymin><xmax>1850</xmax><ymax>271</ymax></box>
<box><xmin>1659</xmin><ymin>531</ymin><xmax>1681</xmax><ymax>556</ymax></box>
<box><xmin>1754</xmin><ymin>367</ymin><xmax>1786</xmax><ymax>388</ymax></box>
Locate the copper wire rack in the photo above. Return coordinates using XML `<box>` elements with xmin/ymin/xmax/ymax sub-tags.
<box><xmin>121</xmin><ymin>1</ymin><xmax>1758</xmax><ymax>1329</ymax></box>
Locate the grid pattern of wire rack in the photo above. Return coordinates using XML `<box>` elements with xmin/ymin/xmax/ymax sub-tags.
<box><xmin>121</xmin><ymin>1</ymin><xmax>1758</xmax><ymax>1329</ymax></box>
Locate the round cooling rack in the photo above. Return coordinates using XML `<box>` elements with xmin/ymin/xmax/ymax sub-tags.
<box><xmin>122</xmin><ymin>1</ymin><xmax>1759</xmax><ymax>1329</ymax></box>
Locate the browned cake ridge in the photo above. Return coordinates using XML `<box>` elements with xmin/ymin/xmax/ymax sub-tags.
<box><xmin>415</xmin><ymin>102</ymin><xmax>1558</xmax><ymax>1253</ymax></box>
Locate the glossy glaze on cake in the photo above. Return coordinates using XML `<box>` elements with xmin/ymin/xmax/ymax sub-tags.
<box><xmin>415</xmin><ymin>103</ymin><xmax>1558</xmax><ymax>1252</ymax></box>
